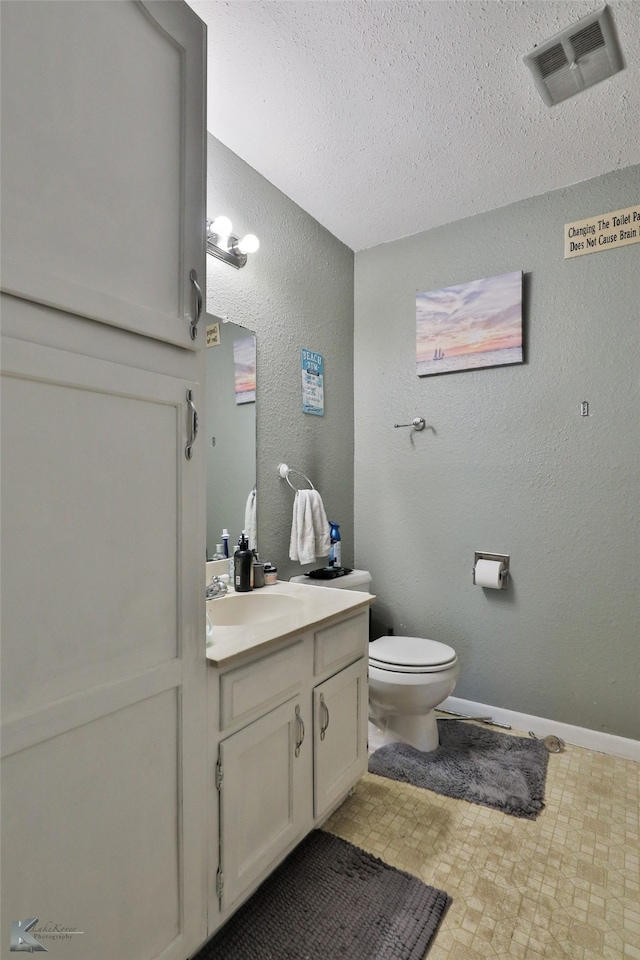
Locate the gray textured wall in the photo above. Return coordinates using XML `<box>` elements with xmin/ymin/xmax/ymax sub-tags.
<box><xmin>354</xmin><ymin>166</ymin><xmax>639</xmax><ymax>739</ymax></box>
<box><xmin>205</xmin><ymin>135</ymin><xmax>355</xmax><ymax>578</ymax></box>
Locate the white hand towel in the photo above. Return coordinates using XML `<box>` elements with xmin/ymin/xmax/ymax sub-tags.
<box><xmin>289</xmin><ymin>489</ymin><xmax>331</xmax><ymax>565</ymax></box>
<box><xmin>244</xmin><ymin>487</ymin><xmax>257</xmax><ymax>551</ymax></box>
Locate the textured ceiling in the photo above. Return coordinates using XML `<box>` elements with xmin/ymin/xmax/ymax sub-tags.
<box><xmin>188</xmin><ymin>0</ymin><xmax>640</xmax><ymax>251</ymax></box>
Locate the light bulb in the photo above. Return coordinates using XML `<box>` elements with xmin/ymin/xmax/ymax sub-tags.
<box><xmin>211</xmin><ymin>215</ymin><xmax>232</xmax><ymax>238</ymax></box>
<box><xmin>236</xmin><ymin>233</ymin><xmax>260</xmax><ymax>255</ymax></box>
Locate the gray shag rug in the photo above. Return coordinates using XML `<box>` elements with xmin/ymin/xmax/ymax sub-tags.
<box><xmin>194</xmin><ymin>830</ymin><xmax>451</xmax><ymax>960</ymax></box>
<box><xmin>368</xmin><ymin>720</ymin><xmax>549</xmax><ymax>819</ymax></box>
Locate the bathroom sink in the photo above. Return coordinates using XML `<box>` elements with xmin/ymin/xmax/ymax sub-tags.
<box><xmin>206</xmin><ymin>592</ymin><xmax>303</xmax><ymax>627</ymax></box>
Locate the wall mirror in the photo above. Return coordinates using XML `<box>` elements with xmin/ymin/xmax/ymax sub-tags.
<box><xmin>205</xmin><ymin>314</ymin><xmax>257</xmax><ymax>558</ymax></box>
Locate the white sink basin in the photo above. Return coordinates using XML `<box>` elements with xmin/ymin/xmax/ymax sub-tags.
<box><xmin>207</xmin><ymin>592</ymin><xmax>303</xmax><ymax>627</ymax></box>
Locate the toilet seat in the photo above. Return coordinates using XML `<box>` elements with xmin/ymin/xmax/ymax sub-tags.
<box><xmin>369</xmin><ymin>635</ymin><xmax>457</xmax><ymax>674</ymax></box>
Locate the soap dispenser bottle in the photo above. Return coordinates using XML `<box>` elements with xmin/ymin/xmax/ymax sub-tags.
<box><xmin>234</xmin><ymin>531</ymin><xmax>253</xmax><ymax>592</ymax></box>
<box><xmin>328</xmin><ymin>521</ymin><xmax>341</xmax><ymax>568</ymax></box>
<box><xmin>211</xmin><ymin>543</ymin><xmax>226</xmax><ymax>560</ymax></box>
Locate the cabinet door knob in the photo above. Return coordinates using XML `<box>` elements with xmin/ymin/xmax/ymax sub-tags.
<box><xmin>320</xmin><ymin>693</ymin><xmax>330</xmax><ymax>741</ymax></box>
<box><xmin>295</xmin><ymin>704</ymin><xmax>305</xmax><ymax>757</ymax></box>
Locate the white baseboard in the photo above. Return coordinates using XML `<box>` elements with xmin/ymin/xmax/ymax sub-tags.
<box><xmin>441</xmin><ymin>696</ymin><xmax>640</xmax><ymax>763</ymax></box>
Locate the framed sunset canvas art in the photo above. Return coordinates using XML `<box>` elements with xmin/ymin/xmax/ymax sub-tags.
<box><xmin>233</xmin><ymin>335</ymin><xmax>256</xmax><ymax>404</ymax></box>
<box><xmin>416</xmin><ymin>271</ymin><xmax>523</xmax><ymax>377</ymax></box>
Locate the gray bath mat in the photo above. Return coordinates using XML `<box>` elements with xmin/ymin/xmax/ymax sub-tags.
<box><xmin>368</xmin><ymin>720</ymin><xmax>549</xmax><ymax>819</ymax></box>
<box><xmin>194</xmin><ymin>830</ymin><xmax>451</xmax><ymax>960</ymax></box>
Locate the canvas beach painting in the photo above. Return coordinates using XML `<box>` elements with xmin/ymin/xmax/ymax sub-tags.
<box><xmin>233</xmin><ymin>336</ymin><xmax>256</xmax><ymax>404</ymax></box>
<box><xmin>416</xmin><ymin>271</ymin><xmax>523</xmax><ymax>377</ymax></box>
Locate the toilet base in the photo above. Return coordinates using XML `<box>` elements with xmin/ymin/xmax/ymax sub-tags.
<box><xmin>369</xmin><ymin>708</ymin><xmax>440</xmax><ymax>753</ymax></box>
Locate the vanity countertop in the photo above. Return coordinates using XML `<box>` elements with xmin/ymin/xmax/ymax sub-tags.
<box><xmin>206</xmin><ymin>580</ymin><xmax>374</xmax><ymax>667</ymax></box>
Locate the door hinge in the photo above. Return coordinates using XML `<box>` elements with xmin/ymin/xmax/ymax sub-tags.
<box><xmin>216</xmin><ymin>866</ymin><xmax>224</xmax><ymax>900</ymax></box>
<box><xmin>215</xmin><ymin>755</ymin><xmax>223</xmax><ymax>790</ymax></box>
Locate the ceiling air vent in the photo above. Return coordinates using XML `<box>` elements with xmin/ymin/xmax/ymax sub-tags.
<box><xmin>523</xmin><ymin>5</ymin><xmax>624</xmax><ymax>106</ymax></box>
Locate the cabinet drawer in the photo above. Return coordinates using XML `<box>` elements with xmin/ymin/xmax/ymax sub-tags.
<box><xmin>220</xmin><ymin>641</ymin><xmax>304</xmax><ymax>730</ymax></box>
<box><xmin>314</xmin><ymin>612</ymin><xmax>368</xmax><ymax>676</ymax></box>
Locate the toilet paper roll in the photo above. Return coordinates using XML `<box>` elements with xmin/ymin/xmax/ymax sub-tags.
<box><xmin>474</xmin><ymin>558</ymin><xmax>505</xmax><ymax>589</ymax></box>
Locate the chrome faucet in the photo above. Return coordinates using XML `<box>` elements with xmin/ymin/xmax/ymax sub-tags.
<box><xmin>206</xmin><ymin>575</ymin><xmax>229</xmax><ymax>600</ymax></box>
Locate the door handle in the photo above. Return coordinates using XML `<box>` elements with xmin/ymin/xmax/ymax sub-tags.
<box><xmin>320</xmin><ymin>693</ymin><xmax>330</xmax><ymax>741</ymax></box>
<box><xmin>295</xmin><ymin>704</ymin><xmax>305</xmax><ymax>757</ymax></box>
<box><xmin>189</xmin><ymin>269</ymin><xmax>202</xmax><ymax>341</ymax></box>
<box><xmin>185</xmin><ymin>389</ymin><xmax>198</xmax><ymax>460</ymax></box>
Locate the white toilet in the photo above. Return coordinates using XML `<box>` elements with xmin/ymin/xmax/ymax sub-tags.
<box><xmin>368</xmin><ymin>635</ymin><xmax>459</xmax><ymax>752</ymax></box>
<box><xmin>290</xmin><ymin>569</ymin><xmax>459</xmax><ymax>752</ymax></box>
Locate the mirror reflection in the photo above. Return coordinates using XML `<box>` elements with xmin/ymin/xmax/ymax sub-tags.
<box><xmin>206</xmin><ymin>315</ymin><xmax>257</xmax><ymax>559</ymax></box>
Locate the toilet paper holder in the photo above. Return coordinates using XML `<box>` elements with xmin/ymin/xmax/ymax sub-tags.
<box><xmin>473</xmin><ymin>552</ymin><xmax>510</xmax><ymax>589</ymax></box>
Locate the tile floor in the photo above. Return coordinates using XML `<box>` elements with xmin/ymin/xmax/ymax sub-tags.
<box><xmin>324</xmin><ymin>725</ymin><xmax>640</xmax><ymax>960</ymax></box>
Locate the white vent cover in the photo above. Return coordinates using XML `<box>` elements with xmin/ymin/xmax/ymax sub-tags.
<box><xmin>524</xmin><ymin>5</ymin><xmax>623</xmax><ymax>106</ymax></box>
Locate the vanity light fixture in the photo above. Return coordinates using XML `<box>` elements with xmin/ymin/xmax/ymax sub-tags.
<box><xmin>206</xmin><ymin>216</ymin><xmax>259</xmax><ymax>269</ymax></box>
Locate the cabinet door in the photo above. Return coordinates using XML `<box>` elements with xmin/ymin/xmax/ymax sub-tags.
<box><xmin>0</xmin><ymin>331</ymin><xmax>207</xmax><ymax>960</ymax></box>
<box><xmin>313</xmin><ymin>658</ymin><xmax>368</xmax><ymax>820</ymax></box>
<box><xmin>0</xmin><ymin>0</ymin><xmax>206</xmax><ymax>348</ymax></box>
<box><xmin>218</xmin><ymin>697</ymin><xmax>307</xmax><ymax>913</ymax></box>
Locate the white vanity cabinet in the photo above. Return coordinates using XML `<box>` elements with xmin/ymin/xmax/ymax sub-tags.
<box><xmin>214</xmin><ymin>639</ymin><xmax>309</xmax><ymax>913</ymax></box>
<box><xmin>312</xmin><ymin>614</ymin><xmax>370</xmax><ymax>821</ymax></box>
<box><xmin>207</xmin><ymin>606</ymin><xmax>370</xmax><ymax>935</ymax></box>
<box><xmin>313</xmin><ymin>658</ymin><xmax>368</xmax><ymax>820</ymax></box>
<box><xmin>218</xmin><ymin>696</ymin><xmax>308</xmax><ymax>911</ymax></box>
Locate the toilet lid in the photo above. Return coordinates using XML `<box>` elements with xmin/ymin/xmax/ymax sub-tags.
<box><xmin>369</xmin><ymin>635</ymin><xmax>457</xmax><ymax>673</ymax></box>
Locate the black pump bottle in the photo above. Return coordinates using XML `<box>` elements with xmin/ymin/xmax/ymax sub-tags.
<box><xmin>234</xmin><ymin>532</ymin><xmax>253</xmax><ymax>592</ymax></box>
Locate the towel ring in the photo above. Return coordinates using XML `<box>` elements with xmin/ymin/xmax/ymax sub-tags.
<box><xmin>278</xmin><ymin>463</ymin><xmax>315</xmax><ymax>491</ymax></box>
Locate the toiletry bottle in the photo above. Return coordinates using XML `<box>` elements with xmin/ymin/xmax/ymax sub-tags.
<box><xmin>212</xmin><ymin>543</ymin><xmax>225</xmax><ymax>560</ymax></box>
<box><xmin>234</xmin><ymin>532</ymin><xmax>253</xmax><ymax>592</ymax></box>
<box><xmin>263</xmin><ymin>563</ymin><xmax>278</xmax><ymax>585</ymax></box>
<box><xmin>224</xmin><ymin>531</ymin><xmax>235</xmax><ymax>582</ymax></box>
<box><xmin>328</xmin><ymin>521</ymin><xmax>341</xmax><ymax>568</ymax></box>
<box><xmin>252</xmin><ymin>551</ymin><xmax>265</xmax><ymax>588</ymax></box>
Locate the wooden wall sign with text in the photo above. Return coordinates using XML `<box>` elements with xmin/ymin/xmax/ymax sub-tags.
<box><xmin>565</xmin><ymin>204</ymin><xmax>640</xmax><ymax>259</ymax></box>
<box><xmin>206</xmin><ymin>322</ymin><xmax>220</xmax><ymax>347</ymax></box>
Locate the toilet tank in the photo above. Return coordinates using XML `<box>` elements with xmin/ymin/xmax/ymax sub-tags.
<box><xmin>290</xmin><ymin>569</ymin><xmax>372</xmax><ymax>593</ymax></box>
